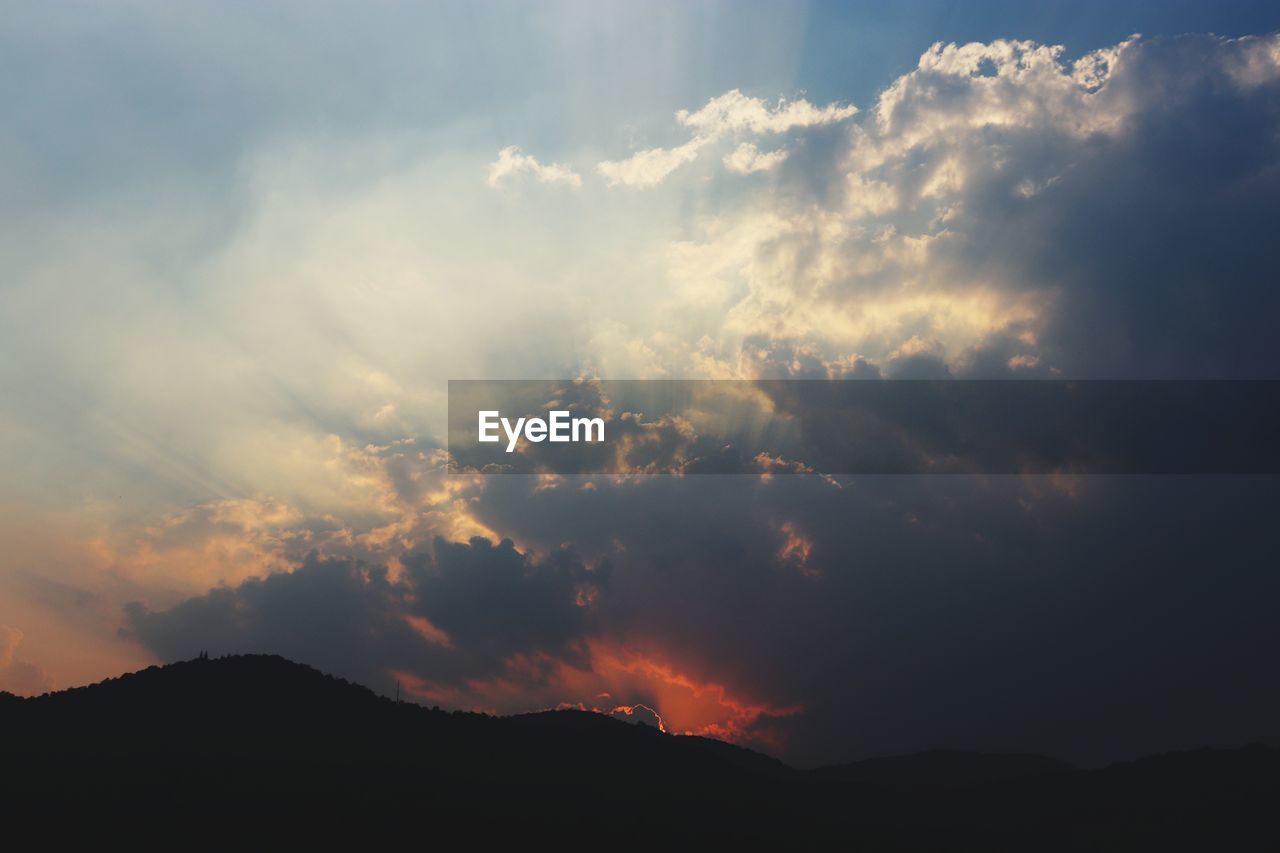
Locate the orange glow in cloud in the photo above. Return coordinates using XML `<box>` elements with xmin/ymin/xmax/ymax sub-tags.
<box><xmin>777</xmin><ymin>520</ymin><xmax>819</xmax><ymax>579</ymax></box>
<box><xmin>585</xmin><ymin>644</ymin><xmax>803</xmax><ymax>752</ymax></box>
<box><xmin>395</xmin><ymin>639</ymin><xmax>803</xmax><ymax>755</ymax></box>
<box><xmin>403</xmin><ymin>614</ymin><xmax>451</xmax><ymax>647</ymax></box>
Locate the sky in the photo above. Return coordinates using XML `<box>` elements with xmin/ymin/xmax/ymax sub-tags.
<box><xmin>2</xmin><ymin>1</ymin><xmax>1280</xmax><ymax>767</ymax></box>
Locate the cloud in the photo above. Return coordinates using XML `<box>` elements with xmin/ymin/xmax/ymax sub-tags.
<box><xmin>117</xmin><ymin>33</ymin><xmax>1280</xmax><ymax>767</ymax></box>
<box><xmin>0</xmin><ymin>626</ymin><xmax>54</xmax><ymax>696</ymax></box>
<box><xmin>123</xmin><ymin>535</ymin><xmax>605</xmax><ymax>693</ymax></box>
<box><xmin>487</xmin><ymin>146</ymin><xmax>582</xmax><ymax>189</ymax></box>
<box><xmin>680</xmin><ymin>89</ymin><xmax>858</xmax><ymax>136</ymax></box>
<box><xmin>127</xmin><ymin>466</ymin><xmax>1280</xmax><ymax>765</ymax></box>
<box><xmin>723</xmin><ymin>142</ymin><xmax>788</xmax><ymax>174</ymax></box>
<box><xmin>0</xmin><ymin>626</ymin><xmax>20</xmax><ymax>668</ymax></box>
<box><xmin>120</xmin><ymin>530</ymin><xmax>807</xmax><ymax>754</ymax></box>
<box><xmin>7</xmin><ymin>20</ymin><xmax>1278</xmax><ymax>768</ymax></box>
<box><xmin>405</xmin><ymin>536</ymin><xmax>604</xmax><ymax>672</ymax></box>
<box><xmin>596</xmin><ymin>137</ymin><xmax>709</xmax><ymax>188</ymax></box>
<box><xmin>122</xmin><ymin>553</ymin><xmax>426</xmax><ymax>691</ymax></box>
<box><xmin>639</xmin><ymin>33</ymin><xmax>1280</xmax><ymax>380</ymax></box>
<box><xmin>610</xmin><ymin>702</ymin><xmax>663</xmax><ymax>729</ymax></box>
<box><xmin>596</xmin><ymin>89</ymin><xmax>856</xmax><ymax>187</ymax></box>
<box><xmin>463</xmin><ymin>472</ymin><xmax>1280</xmax><ymax>766</ymax></box>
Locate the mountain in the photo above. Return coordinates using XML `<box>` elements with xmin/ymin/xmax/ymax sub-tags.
<box><xmin>2</xmin><ymin>654</ymin><xmax>1276</xmax><ymax>849</ymax></box>
<box><xmin>812</xmin><ymin>749</ymin><xmax>1075</xmax><ymax>786</ymax></box>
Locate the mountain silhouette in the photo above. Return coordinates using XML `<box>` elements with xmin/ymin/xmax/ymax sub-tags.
<box><xmin>811</xmin><ymin>749</ymin><xmax>1074</xmax><ymax>786</ymax></box>
<box><xmin>2</xmin><ymin>654</ymin><xmax>1276</xmax><ymax>849</ymax></box>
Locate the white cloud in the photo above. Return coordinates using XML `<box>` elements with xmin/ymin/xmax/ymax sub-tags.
<box><xmin>486</xmin><ymin>146</ymin><xmax>582</xmax><ymax>189</ymax></box>
<box><xmin>597</xmin><ymin>137</ymin><xmax>709</xmax><ymax>188</ymax></box>
<box><xmin>723</xmin><ymin>142</ymin><xmax>788</xmax><ymax>174</ymax></box>
<box><xmin>679</xmin><ymin>88</ymin><xmax>857</xmax><ymax>135</ymax></box>
<box><xmin>595</xmin><ymin>89</ymin><xmax>856</xmax><ymax>188</ymax></box>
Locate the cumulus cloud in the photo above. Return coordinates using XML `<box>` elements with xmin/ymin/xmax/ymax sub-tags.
<box><xmin>641</xmin><ymin>33</ymin><xmax>1280</xmax><ymax>380</ymax></box>
<box><xmin>487</xmin><ymin>146</ymin><xmax>582</xmax><ymax>188</ymax></box>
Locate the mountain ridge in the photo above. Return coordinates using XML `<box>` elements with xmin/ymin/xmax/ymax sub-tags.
<box><xmin>3</xmin><ymin>654</ymin><xmax>1276</xmax><ymax>848</ymax></box>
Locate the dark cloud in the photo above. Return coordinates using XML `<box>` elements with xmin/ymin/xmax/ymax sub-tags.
<box><xmin>953</xmin><ymin>35</ymin><xmax>1280</xmax><ymax>378</ymax></box>
<box><xmin>121</xmin><ymin>471</ymin><xmax>1280</xmax><ymax>767</ymax></box>
<box><xmin>465</xmin><ymin>474</ymin><xmax>1280</xmax><ymax>767</ymax></box>
<box><xmin>123</xmin><ymin>553</ymin><xmax>424</xmax><ymax>692</ymax></box>
<box><xmin>124</xmin><ymin>537</ymin><xmax>606</xmax><ymax>697</ymax></box>
<box><xmin>406</xmin><ymin>536</ymin><xmax>605</xmax><ymax>675</ymax></box>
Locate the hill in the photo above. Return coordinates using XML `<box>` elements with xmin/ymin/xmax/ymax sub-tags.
<box><xmin>2</xmin><ymin>654</ymin><xmax>1276</xmax><ymax>848</ymax></box>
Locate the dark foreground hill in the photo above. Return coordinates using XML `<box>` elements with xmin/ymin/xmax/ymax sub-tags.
<box><xmin>2</xmin><ymin>655</ymin><xmax>1276</xmax><ymax>849</ymax></box>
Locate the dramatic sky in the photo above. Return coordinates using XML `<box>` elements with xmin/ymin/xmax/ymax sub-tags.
<box><xmin>3</xmin><ymin>1</ymin><xmax>1280</xmax><ymax>767</ymax></box>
